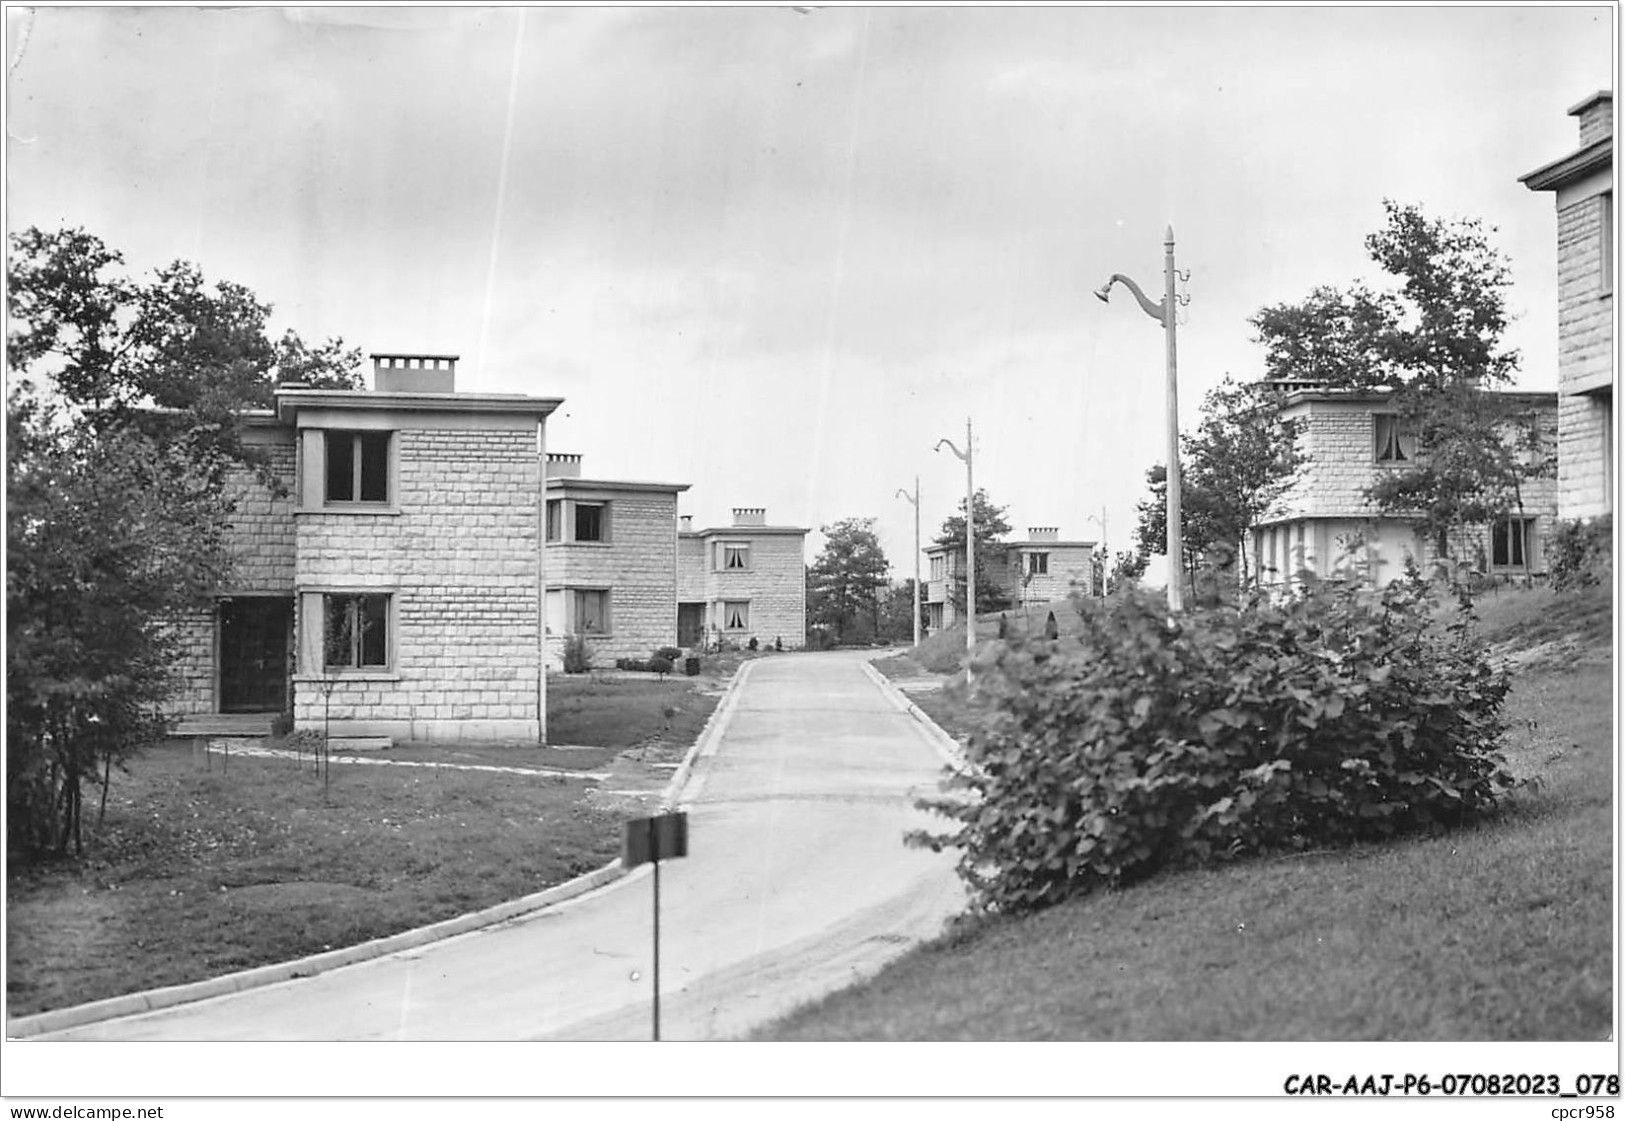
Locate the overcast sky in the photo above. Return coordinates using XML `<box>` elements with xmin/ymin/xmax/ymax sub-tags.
<box><xmin>6</xmin><ymin>4</ymin><xmax>1614</xmax><ymax>584</ymax></box>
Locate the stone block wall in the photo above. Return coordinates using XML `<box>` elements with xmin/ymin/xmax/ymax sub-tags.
<box><xmin>1558</xmin><ymin>392</ymin><xmax>1613</xmax><ymax>517</ymax></box>
<box><xmin>294</xmin><ymin>427</ymin><xmax>542</xmax><ymax>741</ymax></box>
<box><xmin>1007</xmin><ymin>545</ymin><xmax>1095</xmax><ymax>603</ymax></box>
<box><xmin>163</xmin><ymin>606</ymin><xmax>217</xmax><ymax>716</ymax></box>
<box><xmin>1556</xmin><ymin>193</ymin><xmax>1613</xmax><ymax>398</ymax></box>
<box><xmin>546</xmin><ymin>489</ymin><xmax>680</xmax><ymax>667</ymax></box>
<box><xmin>702</xmin><ymin>532</ymin><xmax>806</xmax><ymax>648</ymax></box>
<box><xmin>225</xmin><ymin>435</ymin><xmax>297</xmax><ymax>591</ymax></box>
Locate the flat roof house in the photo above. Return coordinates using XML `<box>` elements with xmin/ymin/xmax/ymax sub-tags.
<box><xmin>169</xmin><ymin>354</ymin><xmax>562</xmax><ymax>744</ymax></box>
<box><xmin>677</xmin><ymin>508</ymin><xmax>809</xmax><ymax>651</ymax></box>
<box><xmin>1252</xmin><ymin>381</ymin><xmax>1557</xmax><ymax>588</ymax></box>
<box><xmin>544</xmin><ymin>453</ymin><xmax>689</xmax><ymax>668</ymax></box>
<box><xmin>924</xmin><ymin>527</ymin><xmax>1097</xmax><ymax>633</ymax></box>
<box><xmin>1520</xmin><ymin>90</ymin><xmax>1615</xmax><ymax>521</ymax></box>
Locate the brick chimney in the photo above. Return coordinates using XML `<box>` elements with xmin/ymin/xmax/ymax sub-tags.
<box><xmin>545</xmin><ymin>453</ymin><xmax>582</xmax><ymax>478</ymax></box>
<box><xmin>1572</xmin><ymin>90</ymin><xmax>1613</xmax><ymax>147</ymax></box>
<box><xmin>733</xmin><ymin>507</ymin><xmax>767</xmax><ymax>526</ymax></box>
<box><xmin>1028</xmin><ymin>527</ymin><xmax>1060</xmax><ymax>541</ymax></box>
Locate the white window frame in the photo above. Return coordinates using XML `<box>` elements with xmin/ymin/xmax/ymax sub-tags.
<box><xmin>1374</xmin><ymin>414</ymin><xmax>1418</xmax><ymax>464</ymax></box>
<box><xmin>1026</xmin><ymin>552</ymin><xmax>1049</xmax><ymax>577</ymax></box>
<box><xmin>320</xmin><ymin>591</ymin><xmax>394</xmax><ymax>672</ymax></box>
<box><xmin>715</xmin><ymin>540</ymin><xmax>751</xmax><ymax>571</ymax></box>
<box><xmin>573</xmin><ymin>501</ymin><xmax>610</xmax><ymax>544</ymax></box>
<box><xmin>1601</xmin><ymin>191</ymin><xmax>1614</xmax><ymax>298</ymax></box>
<box><xmin>572</xmin><ymin>588</ymin><xmax>612</xmax><ymax>635</ymax></box>
<box><xmin>324</xmin><ymin>430</ymin><xmax>393</xmax><ymax>505</ymax></box>
<box><xmin>1490</xmin><ymin>518</ymin><xmax>1534</xmax><ymax>570</ymax></box>
<box><xmin>721</xmin><ymin>600</ymin><xmax>750</xmax><ymax>632</ymax></box>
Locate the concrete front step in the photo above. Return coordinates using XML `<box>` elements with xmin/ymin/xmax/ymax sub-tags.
<box><xmin>172</xmin><ymin>713</ymin><xmax>277</xmax><ymax>738</ymax></box>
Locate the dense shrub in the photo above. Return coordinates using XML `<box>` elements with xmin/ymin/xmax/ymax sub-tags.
<box><xmin>562</xmin><ymin>636</ymin><xmax>593</xmax><ymax>675</ymax></box>
<box><xmin>911</xmin><ymin>578</ymin><xmax>1514</xmax><ymax>915</ymax></box>
<box><xmin>648</xmin><ymin>656</ymin><xmax>674</xmax><ymax>676</ymax></box>
<box><xmin>1547</xmin><ymin>514</ymin><xmax>1612</xmax><ymax>590</ymax></box>
<box><xmin>654</xmin><ymin>646</ymin><xmax>682</xmax><ymax>662</ymax></box>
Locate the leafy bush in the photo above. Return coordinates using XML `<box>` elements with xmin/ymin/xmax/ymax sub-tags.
<box><xmin>649</xmin><ymin>656</ymin><xmax>673</xmax><ymax>677</ymax></box>
<box><xmin>563</xmin><ymin>636</ymin><xmax>593</xmax><ymax>675</ymax></box>
<box><xmin>270</xmin><ymin>711</ymin><xmax>295</xmax><ymax>739</ymax></box>
<box><xmin>1547</xmin><ymin>514</ymin><xmax>1612</xmax><ymax>590</ymax></box>
<box><xmin>654</xmin><ymin>646</ymin><xmax>682</xmax><ymax>662</ymax></box>
<box><xmin>911</xmin><ymin>578</ymin><xmax>1514</xmax><ymax>915</ymax></box>
<box><xmin>806</xmin><ymin>627</ymin><xmax>837</xmax><ymax>652</ymax></box>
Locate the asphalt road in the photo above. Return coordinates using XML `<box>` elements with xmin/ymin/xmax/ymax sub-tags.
<box><xmin>36</xmin><ymin>650</ymin><xmax>966</xmax><ymax>1042</ymax></box>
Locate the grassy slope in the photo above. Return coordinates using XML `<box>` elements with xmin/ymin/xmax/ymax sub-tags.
<box><xmin>758</xmin><ymin>586</ymin><xmax>1615</xmax><ymax>1041</ymax></box>
<box><xmin>5</xmin><ymin>672</ymin><xmax>722</xmax><ymax>1018</ymax></box>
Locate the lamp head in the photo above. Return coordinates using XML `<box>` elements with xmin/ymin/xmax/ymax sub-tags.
<box><xmin>1093</xmin><ymin>281</ymin><xmax>1114</xmax><ymax>303</ymax></box>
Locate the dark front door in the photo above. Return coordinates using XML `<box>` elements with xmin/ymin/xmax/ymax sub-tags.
<box><xmin>219</xmin><ymin>597</ymin><xmax>293</xmax><ymax>713</ymax></box>
<box><xmin>677</xmin><ymin>602</ymin><xmax>705</xmax><ymax>648</ymax></box>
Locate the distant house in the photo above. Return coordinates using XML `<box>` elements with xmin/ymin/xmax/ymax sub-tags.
<box><xmin>677</xmin><ymin>508</ymin><xmax>810</xmax><ymax>650</ymax></box>
<box><xmin>1253</xmin><ymin>381</ymin><xmax>1558</xmax><ymax>587</ymax></box>
<box><xmin>924</xmin><ymin>527</ymin><xmax>1097</xmax><ymax>631</ymax></box>
<box><xmin>1520</xmin><ymin>90</ymin><xmax>1614</xmax><ymax>521</ymax></box>
<box><xmin>170</xmin><ymin>353</ymin><xmax>561</xmax><ymax>743</ymax></box>
<box><xmin>543</xmin><ymin>453</ymin><xmax>689</xmax><ymax>668</ymax></box>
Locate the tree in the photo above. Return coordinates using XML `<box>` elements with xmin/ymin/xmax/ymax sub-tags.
<box><xmin>1110</xmin><ymin>549</ymin><xmax>1149</xmax><ymax>588</ymax></box>
<box><xmin>807</xmin><ymin>517</ymin><xmax>891</xmax><ymax>644</ymax></box>
<box><xmin>877</xmin><ymin>580</ymin><xmax>924</xmax><ymax>644</ymax></box>
<box><xmin>933</xmin><ymin>488</ymin><xmax>1013</xmax><ymax>617</ymax></box>
<box><xmin>1250</xmin><ymin>201</ymin><xmax>1530</xmax><ymax>565</ymax></box>
<box><xmin>6</xmin><ymin>226</ymin><xmax>362</xmax><ymax>860</ymax></box>
<box><xmin>7</xmin><ymin>392</ymin><xmax>232</xmax><ymax>856</ymax></box>
<box><xmin>1135</xmin><ymin>377</ymin><xmax>1307</xmax><ymax>597</ymax></box>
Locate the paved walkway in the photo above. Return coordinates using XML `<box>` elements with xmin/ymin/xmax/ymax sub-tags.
<box><xmin>23</xmin><ymin>651</ymin><xmax>965</xmax><ymax>1058</ymax></box>
<box><xmin>203</xmin><ymin>739</ymin><xmax>611</xmax><ymax>780</ymax></box>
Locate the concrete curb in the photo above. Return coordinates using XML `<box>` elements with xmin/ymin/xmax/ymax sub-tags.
<box><xmin>860</xmin><ymin>661</ymin><xmax>970</xmax><ymax>775</ymax></box>
<box><xmin>663</xmin><ymin>658</ymin><xmax>758</xmax><ymax>809</ymax></box>
<box><xmin>6</xmin><ymin>663</ymin><xmax>764</xmax><ymax>1042</ymax></box>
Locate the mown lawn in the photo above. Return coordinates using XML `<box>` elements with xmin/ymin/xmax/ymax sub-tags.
<box><xmin>5</xmin><ymin>670</ymin><xmax>726</xmax><ymax>1019</ymax></box>
<box><xmin>759</xmin><ymin>593</ymin><xmax>1614</xmax><ymax>1041</ymax></box>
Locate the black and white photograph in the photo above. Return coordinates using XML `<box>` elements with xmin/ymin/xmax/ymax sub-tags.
<box><xmin>2</xmin><ymin>2</ymin><xmax>1617</xmax><ymax>1116</ymax></box>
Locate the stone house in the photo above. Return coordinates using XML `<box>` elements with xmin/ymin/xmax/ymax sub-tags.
<box><xmin>168</xmin><ymin>353</ymin><xmax>811</xmax><ymax>740</ymax></box>
<box><xmin>170</xmin><ymin>353</ymin><xmax>560</xmax><ymax>743</ymax></box>
<box><xmin>543</xmin><ymin>453</ymin><xmax>690</xmax><ymax>668</ymax></box>
<box><xmin>923</xmin><ymin>527</ymin><xmax>1097</xmax><ymax>631</ymax></box>
<box><xmin>1520</xmin><ymin>90</ymin><xmax>1614</xmax><ymax>521</ymax></box>
<box><xmin>1252</xmin><ymin>381</ymin><xmax>1558</xmax><ymax>588</ymax></box>
<box><xmin>676</xmin><ymin>508</ymin><xmax>810</xmax><ymax>651</ymax></box>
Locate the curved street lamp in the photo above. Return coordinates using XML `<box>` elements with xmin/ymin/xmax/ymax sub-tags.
<box><xmin>935</xmin><ymin>417</ymin><xmax>975</xmax><ymax>665</ymax></box>
<box><xmin>1086</xmin><ymin>506</ymin><xmax>1108</xmax><ymax>595</ymax></box>
<box><xmin>895</xmin><ymin>477</ymin><xmax>921</xmax><ymax>647</ymax></box>
<box><xmin>1096</xmin><ymin>225</ymin><xmax>1187</xmax><ymax>612</ymax></box>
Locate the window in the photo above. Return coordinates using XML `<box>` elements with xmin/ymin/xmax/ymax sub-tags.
<box><xmin>323</xmin><ymin>593</ymin><xmax>390</xmax><ymax>669</ymax></box>
<box><xmin>1026</xmin><ymin>552</ymin><xmax>1049</xmax><ymax>577</ymax></box>
<box><xmin>722</xmin><ymin>600</ymin><xmax>749</xmax><ymax>632</ymax></box>
<box><xmin>325</xmin><ymin>431</ymin><xmax>390</xmax><ymax>503</ymax></box>
<box><xmin>1491</xmin><ymin>518</ymin><xmax>1534</xmax><ymax>569</ymax></box>
<box><xmin>546</xmin><ymin>500</ymin><xmax>562</xmax><ymax>543</ymax></box>
<box><xmin>574</xmin><ymin>502</ymin><xmax>606</xmax><ymax>542</ymax></box>
<box><xmin>573</xmin><ymin>589</ymin><xmax>610</xmax><ymax>634</ymax></box>
<box><xmin>715</xmin><ymin>541</ymin><xmax>749</xmax><ymax>571</ymax></box>
<box><xmin>1374</xmin><ymin>415</ymin><xmax>1418</xmax><ymax>463</ymax></box>
<box><xmin>1602</xmin><ymin>192</ymin><xmax>1614</xmax><ymax>297</ymax></box>
<box><xmin>929</xmin><ymin>555</ymin><xmax>946</xmax><ymax>581</ymax></box>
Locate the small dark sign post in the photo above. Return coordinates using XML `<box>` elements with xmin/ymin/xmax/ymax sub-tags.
<box><xmin>621</xmin><ymin>811</ymin><xmax>688</xmax><ymax>1041</ymax></box>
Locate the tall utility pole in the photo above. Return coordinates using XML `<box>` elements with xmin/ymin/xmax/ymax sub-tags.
<box><xmin>895</xmin><ymin>477</ymin><xmax>922</xmax><ymax>646</ymax></box>
<box><xmin>1095</xmin><ymin>226</ymin><xmax>1186</xmax><ymax>611</ymax></box>
<box><xmin>936</xmin><ymin>417</ymin><xmax>975</xmax><ymax>663</ymax></box>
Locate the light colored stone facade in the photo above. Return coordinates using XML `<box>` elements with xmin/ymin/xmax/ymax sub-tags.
<box><xmin>681</xmin><ymin>509</ymin><xmax>809</xmax><ymax>650</ymax></box>
<box><xmin>293</xmin><ymin>424</ymin><xmax>546</xmax><ymax>741</ymax></box>
<box><xmin>545</xmin><ymin>477</ymin><xmax>686</xmax><ymax>668</ymax></box>
<box><xmin>1256</xmin><ymin>387</ymin><xmax>1558</xmax><ymax>587</ymax></box>
<box><xmin>923</xmin><ymin>527</ymin><xmax>1098</xmax><ymax>630</ymax></box>
<box><xmin>1522</xmin><ymin>91</ymin><xmax>1614</xmax><ymax>520</ymax></box>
